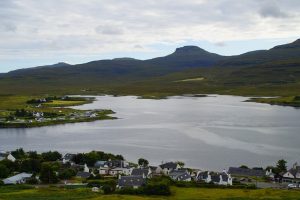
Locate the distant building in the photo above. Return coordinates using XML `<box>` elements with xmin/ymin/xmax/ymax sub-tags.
<box><xmin>131</xmin><ymin>168</ymin><xmax>151</xmax><ymax>178</ymax></box>
<box><xmin>282</xmin><ymin>163</ymin><xmax>300</xmax><ymax>184</ymax></box>
<box><xmin>117</xmin><ymin>175</ymin><xmax>146</xmax><ymax>189</ymax></box>
<box><xmin>0</xmin><ymin>151</ymin><xmax>16</xmax><ymax>162</ymax></box>
<box><xmin>228</xmin><ymin>167</ymin><xmax>266</xmax><ymax>178</ymax></box>
<box><xmin>3</xmin><ymin>173</ymin><xmax>32</xmax><ymax>185</ymax></box>
<box><xmin>196</xmin><ymin>171</ymin><xmax>233</xmax><ymax>185</ymax></box>
<box><xmin>76</xmin><ymin>171</ymin><xmax>91</xmax><ymax>179</ymax></box>
<box><xmin>62</xmin><ymin>153</ymin><xmax>76</xmax><ymax>164</ymax></box>
<box><xmin>169</xmin><ymin>169</ymin><xmax>192</xmax><ymax>182</ymax></box>
<box><xmin>157</xmin><ymin>162</ymin><xmax>179</xmax><ymax>175</ymax></box>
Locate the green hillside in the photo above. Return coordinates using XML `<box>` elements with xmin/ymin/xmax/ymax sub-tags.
<box><xmin>0</xmin><ymin>39</ymin><xmax>299</xmax><ymax>96</ymax></box>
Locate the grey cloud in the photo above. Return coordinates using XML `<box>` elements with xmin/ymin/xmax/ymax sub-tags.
<box><xmin>95</xmin><ymin>25</ymin><xmax>124</xmax><ymax>35</ymax></box>
<box><xmin>259</xmin><ymin>4</ymin><xmax>289</xmax><ymax>18</ymax></box>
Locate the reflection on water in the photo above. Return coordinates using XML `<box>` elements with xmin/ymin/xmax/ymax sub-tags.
<box><xmin>1</xmin><ymin>95</ymin><xmax>300</xmax><ymax>170</ymax></box>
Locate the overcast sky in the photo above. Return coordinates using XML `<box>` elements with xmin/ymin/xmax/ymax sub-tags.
<box><xmin>0</xmin><ymin>0</ymin><xmax>299</xmax><ymax>72</ymax></box>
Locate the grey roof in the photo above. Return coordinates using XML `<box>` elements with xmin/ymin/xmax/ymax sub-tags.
<box><xmin>211</xmin><ymin>174</ymin><xmax>220</xmax><ymax>183</ymax></box>
<box><xmin>76</xmin><ymin>171</ymin><xmax>91</xmax><ymax>179</ymax></box>
<box><xmin>177</xmin><ymin>172</ymin><xmax>191</xmax><ymax>181</ymax></box>
<box><xmin>131</xmin><ymin>168</ymin><xmax>149</xmax><ymax>177</ymax></box>
<box><xmin>287</xmin><ymin>166</ymin><xmax>300</xmax><ymax>177</ymax></box>
<box><xmin>63</xmin><ymin>153</ymin><xmax>76</xmax><ymax>161</ymax></box>
<box><xmin>197</xmin><ymin>171</ymin><xmax>209</xmax><ymax>180</ymax></box>
<box><xmin>118</xmin><ymin>175</ymin><xmax>146</xmax><ymax>187</ymax></box>
<box><xmin>221</xmin><ymin>173</ymin><xmax>229</xmax><ymax>182</ymax></box>
<box><xmin>160</xmin><ymin>162</ymin><xmax>177</xmax><ymax>170</ymax></box>
<box><xmin>228</xmin><ymin>167</ymin><xmax>265</xmax><ymax>177</ymax></box>
<box><xmin>106</xmin><ymin>160</ymin><xmax>125</xmax><ymax>168</ymax></box>
<box><xmin>94</xmin><ymin>161</ymin><xmax>107</xmax><ymax>168</ymax></box>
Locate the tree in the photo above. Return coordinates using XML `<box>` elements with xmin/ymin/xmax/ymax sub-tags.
<box><xmin>176</xmin><ymin>161</ymin><xmax>185</xmax><ymax>168</ymax></box>
<box><xmin>59</xmin><ymin>168</ymin><xmax>76</xmax><ymax>180</ymax></box>
<box><xmin>276</xmin><ymin>159</ymin><xmax>287</xmax><ymax>173</ymax></box>
<box><xmin>40</xmin><ymin>163</ymin><xmax>59</xmax><ymax>184</ymax></box>
<box><xmin>11</xmin><ymin>148</ymin><xmax>26</xmax><ymax>159</ymax></box>
<box><xmin>138</xmin><ymin>158</ymin><xmax>149</xmax><ymax>167</ymax></box>
<box><xmin>0</xmin><ymin>164</ymin><xmax>9</xmax><ymax>178</ymax></box>
<box><xmin>20</xmin><ymin>159</ymin><xmax>41</xmax><ymax>173</ymax></box>
<box><xmin>239</xmin><ymin>165</ymin><xmax>249</xmax><ymax>169</ymax></box>
<box><xmin>41</xmin><ymin>151</ymin><xmax>62</xmax><ymax>162</ymax></box>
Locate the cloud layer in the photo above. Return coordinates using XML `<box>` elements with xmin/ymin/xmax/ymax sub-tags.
<box><xmin>0</xmin><ymin>0</ymin><xmax>299</xmax><ymax>70</ymax></box>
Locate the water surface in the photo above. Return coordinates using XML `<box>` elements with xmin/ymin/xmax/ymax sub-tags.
<box><xmin>1</xmin><ymin>95</ymin><xmax>300</xmax><ymax>170</ymax></box>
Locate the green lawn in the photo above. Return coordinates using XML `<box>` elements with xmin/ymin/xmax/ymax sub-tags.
<box><xmin>1</xmin><ymin>186</ymin><xmax>300</xmax><ymax>200</ymax></box>
<box><xmin>248</xmin><ymin>96</ymin><xmax>300</xmax><ymax>107</ymax></box>
<box><xmin>42</xmin><ymin>100</ymin><xmax>88</xmax><ymax>107</ymax></box>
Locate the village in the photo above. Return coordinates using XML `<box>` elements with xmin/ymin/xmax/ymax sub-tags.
<box><xmin>0</xmin><ymin>96</ymin><xmax>115</xmax><ymax>128</ymax></box>
<box><xmin>1</xmin><ymin>149</ymin><xmax>300</xmax><ymax>195</ymax></box>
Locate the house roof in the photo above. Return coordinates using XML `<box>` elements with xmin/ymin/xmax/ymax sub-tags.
<box><xmin>3</xmin><ymin>173</ymin><xmax>32</xmax><ymax>183</ymax></box>
<box><xmin>211</xmin><ymin>174</ymin><xmax>220</xmax><ymax>183</ymax></box>
<box><xmin>160</xmin><ymin>162</ymin><xmax>177</xmax><ymax>169</ymax></box>
<box><xmin>76</xmin><ymin>171</ymin><xmax>91</xmax><ymax>179</ymax></box>
<box><xmin>131</xmin><ymin>168</ymin><xmax>149</xmax><ymax>176</ymax></box>
<box><xmin>118</xmin><ymin>175</ymin><xmax>146</xmax><ymax>187</ymax></box>
<box><xmin>63</xmin><ymin>153</ymin><xmax>76</xmax><ymax>161</ymax></box>
<box><xmin>228</xmin><ymin>167</ymin><xmax>266</xmax><ymax>177</ymax></box>
<box><xmin>197</xmin><ymin>171</ymin><xmax>209</xmax><ymax>180</ymax></box>
<box><xmin>287</xmin><ymin>166</ymin><xmax>300</xmax><ymax>177</ymax></box>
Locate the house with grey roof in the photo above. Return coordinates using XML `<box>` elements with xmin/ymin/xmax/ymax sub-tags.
<box><xmin>282</xmin><ymin>163</ymin><xmax>300</xmax><ymax>184</ymax></box>
<box><xmin>62</xmin><ymin>153</ymin><xmax>76</xmax><ymax>164</ymax></box>
<box><xmin>196</xmin><ymin>171</ymin><xmax>232</xmax><ymax>185</ymax></box>
<box><xmin>76</xmin><ymin>171</ymin><xmax>91</xmax><ymax>179</ymax></box>
<box><xmin>169</xmin><ymin>169</ymin><xmax>192</xmax><ymax>182</ymax></box>
<box><xmin>3</xmin><ymin>173</ymin><xmax>32</xmax><ymax>185</ymax></box>
<box><xmin>157</xmin><ymin>162</ymin><xmax>179</xmax><ymax>175</ymax></box>
<box><xmin>131</xmin><ymin>168</ymin><xmax>151</xmax><ymax>178</ymax></box>
<box><xmin>117</xmin><ymin>175</ymin><xmax>146</xmax><ymax>189</ymax></box>
<box><xmin>228</xmin><ymin>167</ymin><xmax>266</xmax><ymax>178</ymax></box>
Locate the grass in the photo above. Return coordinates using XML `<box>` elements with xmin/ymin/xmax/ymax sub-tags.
<box><xmin>42</xmin><ymin>100</ymin><xmax>88</xmax><ymax>107</ymax></box>
<box><xmin>1</xmin><ymin>186</ymin><xmax>300</xmax><ymax>200</ymax></box>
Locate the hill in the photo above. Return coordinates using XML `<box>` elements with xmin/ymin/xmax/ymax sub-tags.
<box><xmin>0</xmin><ymin>39</ymin><xmax>299</xmax><ymax>96</ymax></box>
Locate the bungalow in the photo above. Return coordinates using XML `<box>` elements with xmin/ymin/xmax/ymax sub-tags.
<box><xmin>228</xmin><ymin>167</ymin><xmax>266</xmax><ymax>178</ymax></box>
<box><xmin>282</xmin><ymin>163</ymin><xmax>300</xmax><ymax>184</ymax></box>
<box><xmin>169</xmin><ymin>169</ymin><xmax>192</xmax><ymax>182</ymax></box>
<box><xmin>156</xmin><ymin>162</ymin><xmax>179</xmax><ymax>175</ymax></box>
<box><xmin>117</xmin><ymin>175</ymin><xmax>146</xmax><ymax>189</ymax></box>
<box><xmin>3</xmin><ymin>173</ymin><xmax>32</xmax><ymax>184</ymax></box>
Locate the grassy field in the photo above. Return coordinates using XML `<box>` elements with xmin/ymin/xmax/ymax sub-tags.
<box><xmin>1</xmin><ymin>186</ymin><xmax>300</xmax><ymax>200</ymax></box>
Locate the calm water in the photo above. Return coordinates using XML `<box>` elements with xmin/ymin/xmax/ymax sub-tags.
<box><xmin>1</xmin><ymin>95</ymin><xmax>300</xmax><ymax>170</ymax></box>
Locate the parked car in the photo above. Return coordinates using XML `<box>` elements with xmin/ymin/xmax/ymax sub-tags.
<box><xmin>287</xmin><ymin>184</ymin><xmax>298</xmax><ymax>189</ymax></box>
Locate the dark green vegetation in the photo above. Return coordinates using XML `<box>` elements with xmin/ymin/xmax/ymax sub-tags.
<box><xmin>248</xmin><ymin>96</ymin><xmax>300</xmax><ymax>107</ymax></box>
<box><xmin>0</xmin><ymin>95</ymin><xmax>115</xmax><ymax>128</ymax></box>
<box><xmin>0</xmin><ymin>39</ymin><xmax>300</xmax><ymax>97</ymax></box>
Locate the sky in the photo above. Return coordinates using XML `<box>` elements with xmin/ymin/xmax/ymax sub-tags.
<box><xmin>0</xmin><ymin>0</ymin><xmax>299</xmax><ymax>72</ymax></box>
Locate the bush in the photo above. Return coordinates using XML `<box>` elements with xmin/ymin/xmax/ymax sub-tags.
<box><xmin>142</xmin><ymin>183</ymin><xmax>171</xmax><ymax>196</ymax></box>
<box><xmin>102</xmin><ymin>184</ymin><xmax>114</xmax><ymax>194</ymax></box>
<box><xmin>26</xmin><ymin>177</ymin><xmax>39</xmax><ymax>185</ymax></box>
<box><xmin>0</xmin><ymin>164</ymin><xmax>9</xmax><ymax>178</ymax></box>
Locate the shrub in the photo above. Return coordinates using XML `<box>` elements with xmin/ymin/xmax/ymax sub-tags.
<box><xmin>102</xmin><ymin>185</ymin><xmax>114</xmax><ymax>194</ymax></box>
<box><xmin>142</xmin><ymin>183</ymin><xmax>171</xmax><ymax>196</ymax></box>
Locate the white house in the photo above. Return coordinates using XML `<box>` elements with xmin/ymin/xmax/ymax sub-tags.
<box><xmin>282</xmin><ymin>163</ymin><xmax>300</xmax><ymax>184</ymax></box>
<box><xmin>196</xmin><ymin>171</ymin><xmax>232</xmax><ymax>186</ymax></box>
<box><xmin>117</xmin><ymin>175</ymin><xmax>146</xmax><ymax>189</ymax></box>
<box><xmin>169</xmin><ymin>169</ymin><xmax>192</xmax><ymax>182</ymax></box>
<box><xmin>3</xmin><ymin>173</ymin><xmax>32</xmax><ymax>184</ymax></box>
<box><xmin>0</xmin><ymin>151</ymin><xmax>16</xmax><ymax>162</ymax></box>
